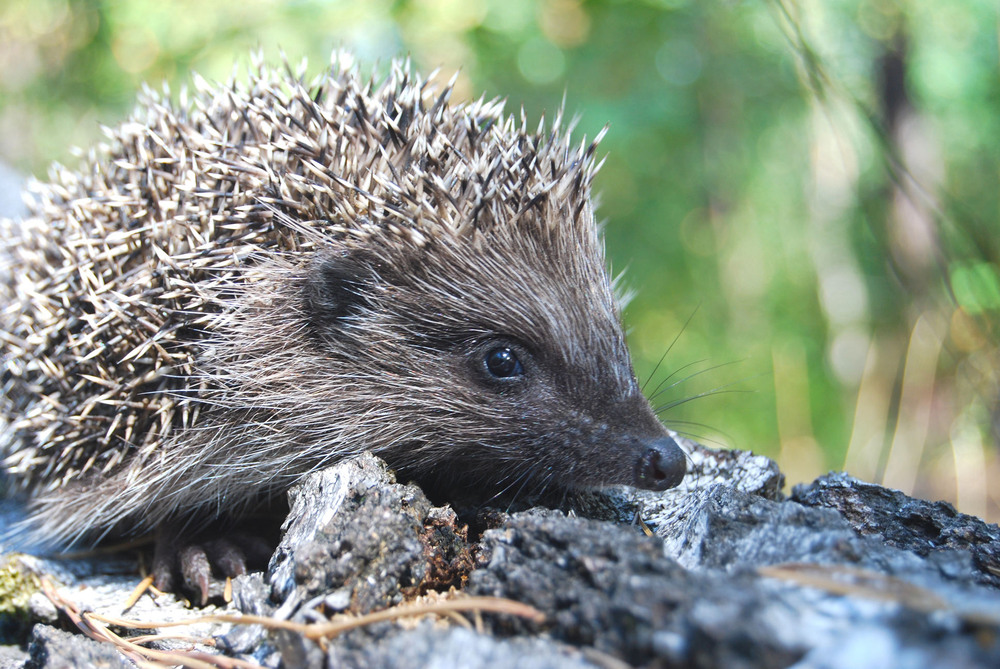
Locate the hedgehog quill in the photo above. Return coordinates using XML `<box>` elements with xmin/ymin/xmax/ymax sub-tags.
<box><xmin>0</xmin><ymin>53</ymin><xmax>685</xmax><ymax>594</ymax></box>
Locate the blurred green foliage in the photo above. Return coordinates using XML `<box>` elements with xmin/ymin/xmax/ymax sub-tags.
<box><xmin>0</xmin><ymin>0</ymin><xmax>997</xmax><ymax>518</ymax></box>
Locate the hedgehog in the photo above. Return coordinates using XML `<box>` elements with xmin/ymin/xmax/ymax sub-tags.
<box><xmin>0</xmin><ymin>52</ymin><xmax>686</xmax><ymax>597</ymax></box>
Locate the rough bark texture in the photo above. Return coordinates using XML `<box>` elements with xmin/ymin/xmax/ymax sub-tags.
<box><xmin>791</xmin><ymin>472</ymin><xmax>1000</xmax><ymax>589</ymax></box>
<box><xmin>1</xmin><ymin>444</ymin><xmax>999</xmax><ymax>668</ymax></box>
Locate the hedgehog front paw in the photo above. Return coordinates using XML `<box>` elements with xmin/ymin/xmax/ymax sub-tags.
<box><xmin>151</xmin><ymin>527</ymin><xmax>273</xmax><ymax>606</ymax></box>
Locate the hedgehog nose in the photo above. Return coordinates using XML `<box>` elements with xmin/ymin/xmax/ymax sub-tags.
<box><xmin>635</xmin><ymin>436</ymin><xmax>686</xmax><ymax>491</ymax></box>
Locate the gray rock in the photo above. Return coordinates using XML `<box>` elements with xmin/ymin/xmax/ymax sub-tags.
<box><xmin>327</xmin><ymin>624</ymin><xmax>603</xmax><ymax>669</ymax></box>
<box><xmin>3</xmin><ymin>449</ymin><xmax>1000</xmax><ymax>668</ymax></box>
<box><xmin>24</xmin><ymin>625</ymin><xmax>132</xmax><ymax>669</ymax></box>
<box><xmin>792</xmin><ymin>472</ymin><xmax>1000</xmax><ymax>589</ymax></box>
<box><xmin>267</xmin><ymin>453</ymin><xmax>418</xmax><ymax>612</ymax></box>
<box><xmin>468</xmin><ymin>509</ymin><xmax>803</xmax><ymax>667</ymax></box>
<box><xmin>467</xmin><ymin>498</ymin><xmax>1000</xmax><ymax>668</ymax></box>
<box><xmin>0</xmin><ymin>645</ymin><xmax>28</xmax><ymax>669</ymax></box>
<box><xmin>261</xmin><ymin>453</ymin><xmax>479</xmax><ymax>666</ymax></box>
<box><xmin>660</xmin><ymin>484</ymin><xmax>959</xmax><ymax>583</ymax></box>
<box><xmin>269</xmin><ymin>453</ymin><xmax>471</xmax><ymax>617</ymax></box>
<box><xmin>0</xmin><ymin>551</ymin><xmax>243</xmax><ymax>669</ymax></box>
<box><xmin>562</xmin><ymin>438</ymin><xmax>784</xmax><ymax>560</ymax></box>
<box><xmin>216</xmin><ymin>573</ymin><xmax>280</xmax><ymax>667</ymax></box>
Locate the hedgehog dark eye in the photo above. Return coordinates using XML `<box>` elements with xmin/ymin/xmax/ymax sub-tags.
<box><xmin>485</xmin><ymin>347</ymin><xmax>523</xmax><ymax>378</ymax></box>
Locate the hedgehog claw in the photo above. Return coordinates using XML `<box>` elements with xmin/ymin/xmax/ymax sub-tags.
<box><xmin>180</xmin><ymin>544</ymin><xmax>212</xmax><ymax>606</ymax></box>
<box><xmin>205</xmin><ymin>538</ymin><xmax>247</xmax><ymax>579</ymax></box>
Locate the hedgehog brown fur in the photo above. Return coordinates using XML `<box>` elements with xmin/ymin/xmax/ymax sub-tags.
<box><xmin>0</xmin><ymin>52</ymin><xmax>685</xmax><ymax>552</ymax></box>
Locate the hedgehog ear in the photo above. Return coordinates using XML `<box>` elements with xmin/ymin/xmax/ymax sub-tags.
<box><xmin>302</xmin><ymin>250</ymin><xmax>380</xmax><ymax>330</ymax></box>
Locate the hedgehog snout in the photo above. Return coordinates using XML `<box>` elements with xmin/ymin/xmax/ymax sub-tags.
<box><xmin>633</xmin><ymin>435</ymin><xmax>686</xmax><ymax>491</ymax></box>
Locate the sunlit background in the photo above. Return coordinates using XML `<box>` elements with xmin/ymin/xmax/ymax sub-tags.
<box><xmin>1</xmin><ymin>0</ymin><xmax>997</xmax><ymax>521</ymax></box>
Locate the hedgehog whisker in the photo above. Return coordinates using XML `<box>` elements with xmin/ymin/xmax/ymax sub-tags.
<box><xmin>648</xmin><ymin>359</ymin><xmax>744</xmax><ymax>405</ymax></box>
<box><xmin>654</xmin><ymin>386</ymin><xmax>754</xmax><ymax>415</ymax></box>
<box><xmin>640</xmin><ymin>304</ymin><xmax>699</xmax><ymax>394</ymax></box>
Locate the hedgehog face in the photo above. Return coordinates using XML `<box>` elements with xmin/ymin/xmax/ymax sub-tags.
<box><xmin>449</xmin><ymin>332</ymin><xmax>687</xmax><ymax>495</ymax></box>
<box><xmin>298</xmin><ymin>235</ymin><xmax>686</xmax><ymax>497</ymax></box>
